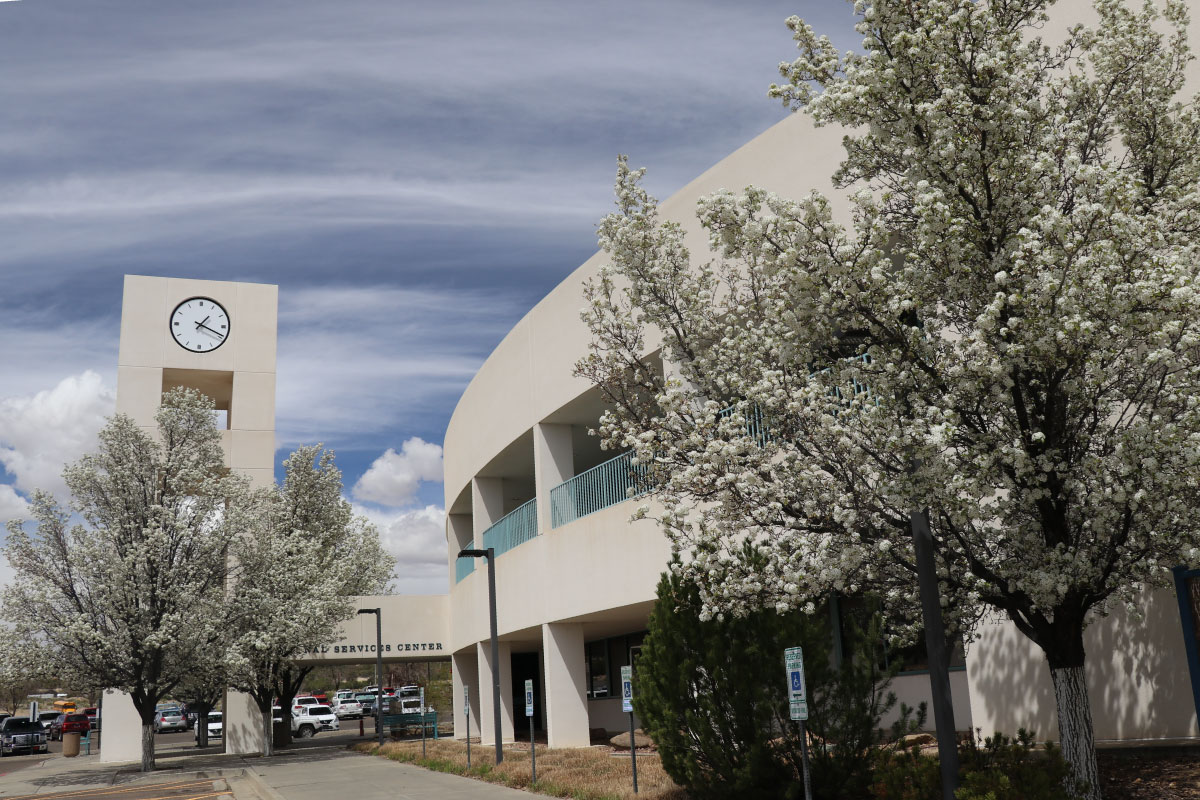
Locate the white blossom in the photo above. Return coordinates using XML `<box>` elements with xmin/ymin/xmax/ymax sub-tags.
<box><xmin>579</xmin><ymin>1</ymin><xmax>1200</xmax><ymax>796</ymax></box>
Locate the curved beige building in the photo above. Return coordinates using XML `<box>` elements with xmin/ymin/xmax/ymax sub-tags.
<box><xmin>442</xmin><ymin>0</ymin><xmax>1200</xmax><ymax>749</ymax></box>
<box><xmin>440</xmin><ymin>110</ymin><xmax>975</xmax><ymax>747</ymax></box>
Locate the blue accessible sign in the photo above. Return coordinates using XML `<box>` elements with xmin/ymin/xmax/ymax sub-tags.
<box><xmin>525</xmin><ymin>679</ymin><xmax>534</xmax><ymax>717</ymax></box>
<box><xmin>621</xmin><ymin>665</ymin><xmax>634</xmax><ymax>713</ymax></box>
<box><xmin>784</xmin><ymin>646</ymin><xmax>808</xmax><ymax>721</ymax></box>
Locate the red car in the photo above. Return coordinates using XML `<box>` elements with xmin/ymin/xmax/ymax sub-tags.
<box><xmin>82</xmin><ymin>707</ymin><xmax>99</xmax><ymax>730</ymax></box>
<box><xmin>49</xmin><ymin>713</ymin><xmax>90</xmax><ymax>741</ymax></box>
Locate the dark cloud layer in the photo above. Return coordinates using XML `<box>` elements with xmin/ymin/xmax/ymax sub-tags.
<box><xmin>0</xmin><ymin>0</ymin><xmax>857</xmax><ymax>503</ymax></box>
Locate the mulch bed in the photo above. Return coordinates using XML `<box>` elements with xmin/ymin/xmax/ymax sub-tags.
<box><xmin>1099</xmin><ymin>746</ymin><xmax>1200</xmax><ymax>799</ymax></box>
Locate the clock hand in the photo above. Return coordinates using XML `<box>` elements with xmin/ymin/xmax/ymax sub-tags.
<box><xmin>194</xmin><ymin>315</ymin><xmax>211</xmax><ymax>330</ymax></box>
<box><xmin>196</xmin><ymin>322</ymin><xmax>225</xmax><ymax>338</ymax></box>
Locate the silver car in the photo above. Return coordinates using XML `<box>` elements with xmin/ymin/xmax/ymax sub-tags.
<box><xmin>153</xmin><ymin>707</ymin><xmax>187</xmax><ymax>733</ymax></box>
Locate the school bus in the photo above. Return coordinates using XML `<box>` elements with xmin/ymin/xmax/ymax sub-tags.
<box><xmin>51</xmin><ymin>700</ymin><xmax>77</xmax><ymax>713</ymax></box>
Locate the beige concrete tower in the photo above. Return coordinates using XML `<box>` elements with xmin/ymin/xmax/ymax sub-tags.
<box><xmin>102</xmin><ymin>275</ymin><xmax>278</xmax><ymax>762</ymax></box>
<box><xmin>116</xmin><ymin>274</ymin><xmax>278</xmax><ymax>488</ymax></box>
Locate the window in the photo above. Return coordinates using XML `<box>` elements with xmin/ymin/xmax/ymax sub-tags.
<box><xmin>587</xmin><ymin>641</ymin><xmax>608</xmax><ymax>698</ymax></box>
<box><xmin>586</xmin><ymin>632</ymin><xmax>647</xmax><ymax>700</ymax></box>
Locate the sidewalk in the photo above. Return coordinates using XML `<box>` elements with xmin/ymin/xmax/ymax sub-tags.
<box><xmin>0</xmin><ymin>743</ymin><xmax>552</xmax><ymax>800</ymax></box>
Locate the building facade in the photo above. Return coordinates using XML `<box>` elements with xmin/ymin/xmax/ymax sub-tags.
<box><xmin>440</xmin><ymin>0</ymin><xmax>1200</xmax><ymax>748</ymax></box>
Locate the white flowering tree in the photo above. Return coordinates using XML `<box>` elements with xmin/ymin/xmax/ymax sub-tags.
<box><xmin>224</xmin><ymin>445</ymin><xmax>393</xmax><ymax>757</ymax></box>
<box><xmin>1</xmin><ymin>389</ymin><xmax>248</xmax><ymax>771</ymax></box>
<box><xmin>578</xmin><ymin>1</ymin><xmax>1200</xmax><ymax>796</ymax></box>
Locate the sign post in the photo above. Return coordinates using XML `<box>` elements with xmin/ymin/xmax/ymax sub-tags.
<box><xmin>420</xmin><ymin>687</ymin><xmax>427</xmax><ymax>758</ymax></box>
<box><xmin>621</xmin><ymin>665</ymin><xmax>638</xmax><ymax>794</ymax></box>
<box><xmin>785</xmin><ymin>646</ymin><xmax>813</xmax><ymax>800</ymax></box>
<box><xmin>525</xmin><ymin>679</ymin><xmax>536</xmax><ymax>783</ymax></box>
<box><xmin>464</xmin><ymin>685</ymin><xmax>471</xmax><ymax>769</ymax></box>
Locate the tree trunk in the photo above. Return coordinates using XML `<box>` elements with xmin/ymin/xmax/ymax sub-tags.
<box><xmin>1050</xmin><ymin>664</ymin><xmax>1100</xmax><ymax>800</ymax></box>
<box><xmin>197</xmin><ymin>711</ymin><xmax>209</xmax><ymax>748</ymax></box>
<box><xmin>141</xmin><ymin>722</ymin><xmax>155</xmax><ymax>772</ymax></box>
<box><xmin>261</xmin><ymin>706</ymin><xmax>274</xmax><ymax>758</ymax></box>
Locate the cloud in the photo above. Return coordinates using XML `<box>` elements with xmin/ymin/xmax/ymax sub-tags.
<box><xmin>357</xmin><ymin>504</ymin><xmax>447</xmax><ymax>595</ymax></box>
<box><xmin>0</xmin><ymin>371</ymin><xmax>115</xmax><ymax>503</ymax></box>
<box><xmin>0</xmin><ymin>485</ymin><xmax>28</xmax><ymax>529</ymax></box>
<box><xmin>275</xmin><ymin>286</ymin><xmax>526</xmax><ymax>450</ymax></box>
<box><xmin>352</xmin><ymin>438</ymin><xmax>443</xmax><ymax>507</ymax></box>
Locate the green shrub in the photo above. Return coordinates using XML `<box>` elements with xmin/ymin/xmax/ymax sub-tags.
<box><xmin>869</xmin><ymin>729</ymin><xmax>1084</xmax><ymax>800</ymax></box>
<box><xmin>635</xmin><ymin>548</ymin><xmax>903</xmax><ymax>800</ymax></box>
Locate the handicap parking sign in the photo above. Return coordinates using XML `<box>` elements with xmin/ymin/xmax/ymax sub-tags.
<box><xmin>621</xmin><ymin>665</ymin><xmax>634</xmax><ymax>713</ymax></box>
<box><xmin>790</xmin><ymin>670</ymin><xmax>804</xmax><ymax>692</ymax></box>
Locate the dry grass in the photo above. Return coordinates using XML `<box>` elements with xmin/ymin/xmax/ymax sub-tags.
<box><xmin>351</xmin><ymin>737</ymin><xmax>687</xmax><ymax>800</ymax></box>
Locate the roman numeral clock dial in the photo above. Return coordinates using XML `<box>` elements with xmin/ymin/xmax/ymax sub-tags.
<box><xmin>170</xmin><ymin>297</ymin><xmax>230</xmax><ymax>352</ymax></box>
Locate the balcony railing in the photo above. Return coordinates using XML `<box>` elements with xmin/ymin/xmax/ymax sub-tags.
<box><xmin>550</xmin><ymin>451</ymin><xmax>650</xmax><ymax>528</ymax></box>
<box><xmin>454</xmin><ymin>555</ymin><xmax>475</xmax><ymax>583</ymax></box>
<box><xmin>480</xmin><ymin>497</ymin><xmax>539</xmax><ymax>557</ymax></box>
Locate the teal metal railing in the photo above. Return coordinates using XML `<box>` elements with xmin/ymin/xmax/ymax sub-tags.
<box><xmin>717</xmin><ymin>403</ymin><xmax>772</xmax><ymax>444</ymax></box>
<box><xmin>717</xmin><ymin>354</ymin><xmax>874</xmax><ymax>437</ymax></box>
<box><xmin>550</xmin><ymin>451</ymin><xmax>650</xmax><ymax>528</ymax></box>
<box><xmin>454</xmin><ymin>555</ymin><xmax>475</xmax><ymax>583</ymax></box>
<box><xmin>480</xmin><ymin>498</ymin><xmax>539</xmax><ymax>557</ymax></box>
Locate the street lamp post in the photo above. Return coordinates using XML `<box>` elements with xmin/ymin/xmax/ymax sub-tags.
<box><xmin>357</xmin><ymin>607</ymin><xmax>385</xmax><ymax>748</ymax></box>
<box><xmin>457</xmin><ymin>547</ymin><xmax>502</xmax><ymax>765</ymax></box>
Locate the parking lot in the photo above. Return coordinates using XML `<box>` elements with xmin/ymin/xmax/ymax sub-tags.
<box><xmin>0</xmin><ymin>722</ymin><xmax>393</xmax><ymax>780</ymax></box>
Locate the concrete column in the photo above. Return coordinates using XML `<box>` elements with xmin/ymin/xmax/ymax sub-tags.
<box><xmin>453</xmin><ymin>649</ymin><xmax>480</xmax><ymax>741</ymax></box>
<box><xmin>534</xmin><ymin>423</ymin><xmax>574</xmax><ymax>533</ymax></box>
<box><xmin>476</xmin><ymin>640</ymin><xmax>515</xmax><ymax>744</ymax></box>
<box><xmin>98</xmin><ymin>691</ymin><xmax>141</xmax><ymax>763</ymax></box>
<box><xmin>472</xmin><ymin>477</ymin><xmax>504</xmax><ymax>540</ymax></box>
<box><xmin>224</xmin><ymin>691</ymin><xmax>266</xmax><ymax>755</ymax></box>
<box><xmin>542</xmin><ymin>622</ymin><xmax>590</xmax><ymax>747</ymax></box>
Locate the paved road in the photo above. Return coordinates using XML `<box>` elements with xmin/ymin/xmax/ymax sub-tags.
<box><xmin>0</xmin><ymin>728</ymin><xmax>549</xmax><ymax>800</ymax></box>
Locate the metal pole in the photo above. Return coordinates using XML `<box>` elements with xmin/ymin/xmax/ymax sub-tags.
<box><xmin>466</xmin><ymin>690</ymin><xmax>471</xmax><ymax>769</ymax></box>
<box><xmin>485</xmin><ymin>548</ymin><xmax>502</xmax><ymax>765</ymax></box>
<box><xmin>629</xmin><ymin>712</ymin><xmax>638</xmax><ymax>794</ymax></box>
<box><xmin>530</xmin><ymin>714</ymin><xmax>536</xmax><ymax>783</ymax></box>
<box><xmin>421</xmin><ymin>687</ymin><xmax>427</xmax><ymax>758</ymax></box>
<box><xmin>911</xmin><ymin>508</ymin><xmax>959</xmax><ymax>799</ymax></box>
<box><xmin>798</xmin><ymin>720</ymin><xmax>813</xmax><ymax>800</ymax></box>
<box><xmin>375</xmin><ymin>610</ymin><xmax>385</xmax><ymax>748</ymax></box>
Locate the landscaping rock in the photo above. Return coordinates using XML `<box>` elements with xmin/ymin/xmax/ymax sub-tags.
<box><xmin>610</xmin><ymin>728</ymin><xmax>655</xmax><ymax>750</ymax></box>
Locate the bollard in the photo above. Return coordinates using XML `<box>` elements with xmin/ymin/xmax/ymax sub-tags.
<box><xmin>359</xmin><ymin>717</ymin><xmax>364</xmax><ymax>737</ymax></box>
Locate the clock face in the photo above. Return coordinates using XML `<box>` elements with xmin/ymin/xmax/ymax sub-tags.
<box><xmin>170</xmin><ymin>297</ymin><xmax>230</xmax><ymax>352</ymax></box>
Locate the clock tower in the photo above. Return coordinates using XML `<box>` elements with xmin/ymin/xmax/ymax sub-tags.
<box><xmin>103</xmin><ymin>274</ymin><xmax>278</xmax><ymax>762</ymax></box>
<box><xmin>115</xmin><ymin>274</ymin><xmax>277</xmax><ymax>489</ymax></box>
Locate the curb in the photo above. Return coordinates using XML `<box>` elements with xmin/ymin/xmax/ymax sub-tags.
<box><xmin>235</xmin><ymin>768</ymin><xmax>287</xmax><ymax>800</ymax></box>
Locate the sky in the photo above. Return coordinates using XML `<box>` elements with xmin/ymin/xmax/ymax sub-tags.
<box><xmin>0</xmin><ymin>0</ymin><xmax>858</xmax><ymax>594</ymax></box>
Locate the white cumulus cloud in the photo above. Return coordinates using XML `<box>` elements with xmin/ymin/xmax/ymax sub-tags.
<box><xmin>0</xmin><ymin>370</ymin><xmax>115</xmax><ymax>503</ymax></box>
<box><xmin>352</xmin><ymin>437</ymin><xmax>443</xmax><ymax>507</ymax></box>
<box><xmin>0</xmin><ymin>484</ymin><xmax>28</xmax><ymax>528</ymax></box>
<box><xmin>356</xmin><ymin>504</ymin><xmax>448</xmax><ymax>595</ymax></box>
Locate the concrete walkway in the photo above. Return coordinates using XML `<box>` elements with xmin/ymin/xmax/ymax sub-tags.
<box><xmin>0</xmin><ymin>744</ymin><xmax>551</xmax><ymax>800</ymax></box>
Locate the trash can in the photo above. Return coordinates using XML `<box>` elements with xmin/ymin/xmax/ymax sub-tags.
<box><xmin>63</xmin><ymin>731</ymin><xmax>81</xmax><ymax>757</ymax></box>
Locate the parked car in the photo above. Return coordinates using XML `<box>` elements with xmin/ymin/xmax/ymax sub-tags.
<box><xmin>38</xmin><ymin>711</ymin><xmax>60</xmax><ymax>728</ymax></box>
<box><xmin>331</xmin><ymin>698</ymin><xmax>362</xmax><ymax>720</ymax></box>
<box><xmin>290</xmin><ymin>696</ymin><xmax>320</xmax><ymax>716</ymax></box>
<box><xmin>355</xmin><ymin>694</ymin><xmax>378</xmax><ymax>715</ymax></box>
<box><xmin>194</xmin><ymin>711</ymin><xmax>223</xmax><ymax>742</ymax></box>
<box><xmin>0</xmin><ymin>717</ymin><xmax>48</xmax><ymax>757</ymax></box>
<box><xmin>292</xmin><ymin>705</ymin><xmax>338</xmax><ymax>738</ymax></box>
<box><xmin>153</xmin><ymin>707</ymin><xmax>187</xmax><ymax>733</ymax></box>
<box><xmin>81</xmin><ymin>707</ymin><xmax>100</xmax><ymax>730</ymax></box>
<box><xmin>49</xmin><ymin>713</ymin><xmax>90</xmax><ymax>741</ymax></box>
